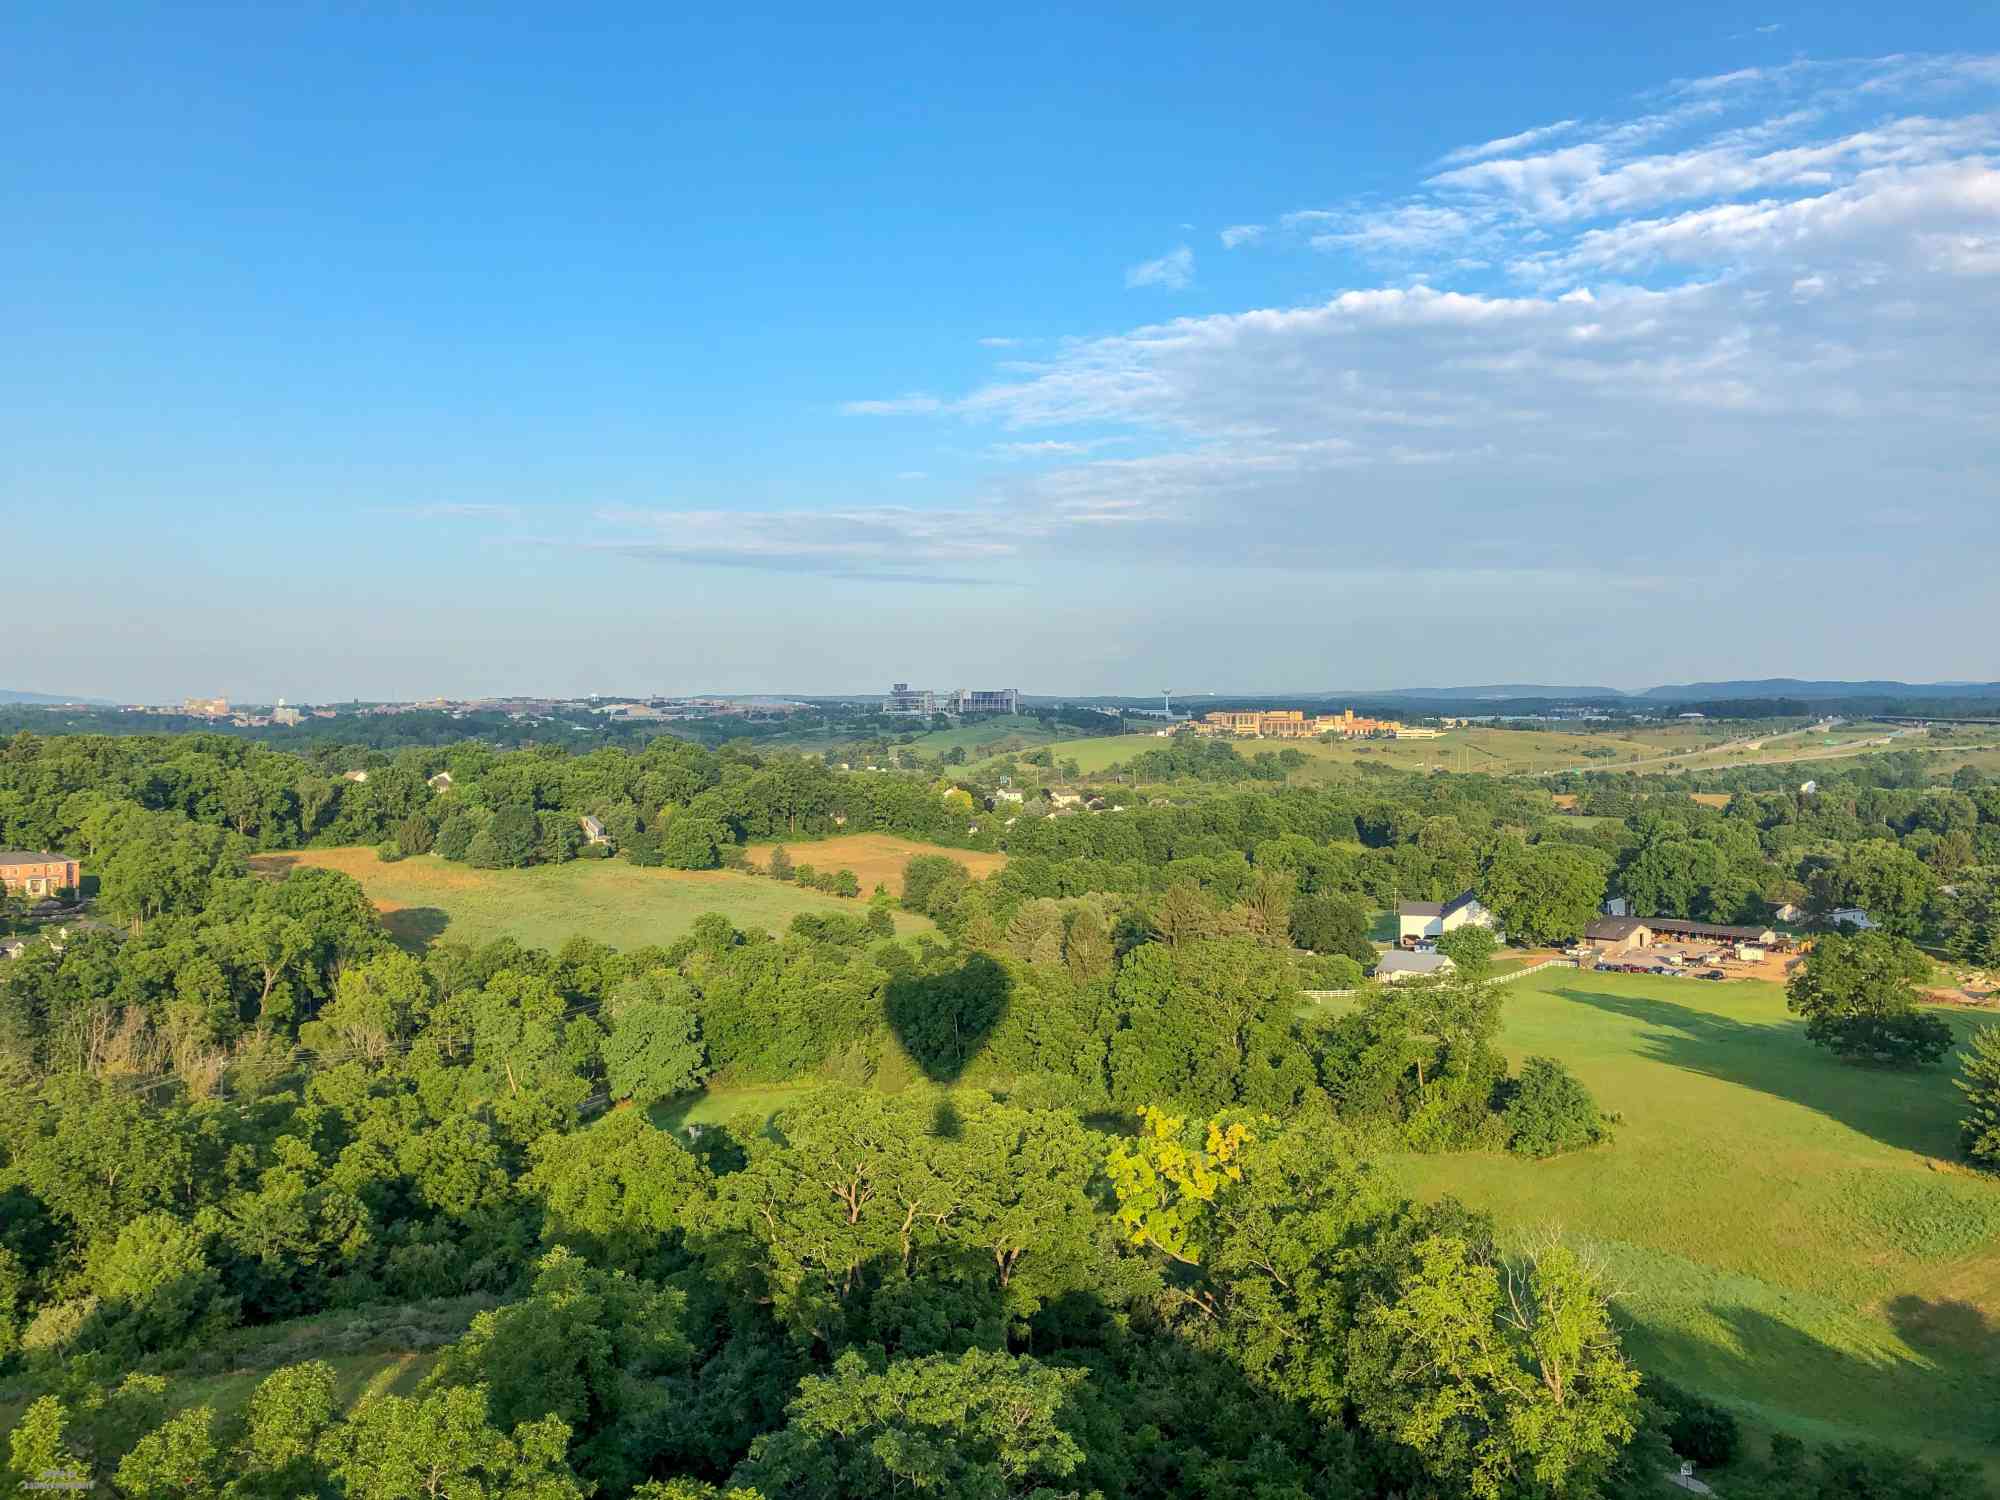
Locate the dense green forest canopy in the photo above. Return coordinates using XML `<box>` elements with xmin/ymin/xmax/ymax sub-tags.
<box><xmin>3</xmin><ymin>727</ymin><xmax>1998</xmax><ymax>1497</ymax></box>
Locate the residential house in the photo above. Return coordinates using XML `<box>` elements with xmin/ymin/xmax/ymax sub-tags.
<box><xmin>428</xmin><ymin>771</ymin><xmax>455</xmax><ymax>791</ymax></box>
<box><xmin>579</xmin><ymin>815</ymin><xmax>609</xmax><ymax>846</ymax></box>
<box><xmin>0</xmin><ymin>851</ymin><xmax>81</xmax><ymax>900</ymax></box>
<box><xmin>1827</xmin><ymin>907</ymin><xmax>1878</xmax><ymax>931</ymax></box>
<box><xmin>1375</xmin><ymin>950</ymin><xmax>1456</xmax><ymax>983</ymax></box>
<box><xmin>1771</xmin><ymin>902</ymin><xmax>1806</xmax><ymax>924</ymax></box>
<box><xmin>1397</xmin><ymin>889</ymin><xmax>1499</xmax><ymax>947</ymax></box>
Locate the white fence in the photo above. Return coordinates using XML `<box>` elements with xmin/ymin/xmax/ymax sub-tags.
<box><xmin>1303</xmin><ymin>956</ymin><xmax>1573</xmax><ymax>1002</ymax></box>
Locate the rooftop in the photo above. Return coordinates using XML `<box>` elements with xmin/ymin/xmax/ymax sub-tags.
<box><xmin>0</xmin><ymin>850</ymin><xmax>77</xmax><ymax>866</ymax></box>
<box><xmin>1377</xmin><ymin>950</ymin><xmax>1456</xmax><ymax>975</ymax></box>
<box><xmin>1586</xmin><ymin>917</ymin><xmax>1651</xmax><ymax>940</ymax></box>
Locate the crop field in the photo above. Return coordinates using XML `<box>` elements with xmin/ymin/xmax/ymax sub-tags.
<box><xmin>738</xmin><ymin>831</ymin><xmax>1007</xmax><ymax>894</ymax></box>
<box><xmin>249</xmin><ymin>847</ymin><xmax>931</xmax><ymax>951</ymax></box>
<box><xmin>1392</xmin><ymin>967</ymin><xmax>2000</xmax><ymax>1471</ymax></box>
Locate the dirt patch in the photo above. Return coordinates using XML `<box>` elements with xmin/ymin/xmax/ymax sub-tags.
<box><xmin>1689</xmin><ymin>793</ymin><xmax>1732</xmax><ymax>808</ymax></box>
<box><xmin>739</xmin><ymin>833</ymin><xmax>1007</xmax><ymax>895</ymax></box>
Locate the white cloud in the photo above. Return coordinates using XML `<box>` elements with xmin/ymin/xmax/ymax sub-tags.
<box><xmin>1436</xmin><ymin>119</ymin><xmax>1581</xmax><ymax>167</ymax></box>
<box><xmin>1125</xmin><ymin>245</ymin><xmax>1195</xmax><ymax>289</ymax></box>
<box><xmin>1219</xmin><ymin>223</ymin><xmax>1266</xmax><ymax>248</ymax></box>
<box><xmin>841</xmin><ymin>394</ymin><xmax>944</xmax><ymax>416</ymax></box>
<box><xmin>527</xmin><ymin>54</ymin><xmax>2000</xmax><ymax>590</ymax></box>
<box><xmin>977</xmin><ymin>336</ymin><xmax>1021</xmax><ymax>347</ymax></box>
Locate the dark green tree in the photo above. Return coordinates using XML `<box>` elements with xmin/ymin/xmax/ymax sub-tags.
<box><xmin>1786</xmin><ymin>930</ymin><xmax>1951</xmax><ymax>1066</ymax></box>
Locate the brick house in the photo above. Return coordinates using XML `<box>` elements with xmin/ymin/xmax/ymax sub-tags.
<box><xmin>0</xmin><ymin>851</ymin><xmax>82</xmax><ymax>900</ymax></box>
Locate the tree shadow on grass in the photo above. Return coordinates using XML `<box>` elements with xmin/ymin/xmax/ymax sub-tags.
<box><xmin>884</xmin><ymin>952</ymin><xmax>1012</xmax><ymax>1138</ymax></box>
<box><xmin>1551</xmin><ymin>984</ymin><xmax>1981</xmax><ymax>1159</ymax></box>
<box><xmin>1626</xmin><ymin>1296</ymin><xmax>1997</xmax><ymax>1456</ymax></box>
<box><xmin>383</xmin><ymin>906</ymin><xmax>450</xmax><ymax>952</ymax></box>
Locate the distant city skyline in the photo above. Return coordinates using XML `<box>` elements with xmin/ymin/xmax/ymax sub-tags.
<box><xmin>6</xmin><ymin>6</ymin><xmax>1995</xmax><ymax>701</ymax></box>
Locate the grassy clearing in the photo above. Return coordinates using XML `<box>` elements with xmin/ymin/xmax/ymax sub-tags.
<box><xmin>898</xmin><ymin>716</ymin><xmax>1065</xmax><ymax>756</ymax></box>
<box><xmin>250</xmin><ymin>847</ymin><xmax>932</xmax><ymax>952</ymax></box>
<box><xmin>1390</xmin><ymin>967</ymin><xmax>2000</xmax><ymax>1469</ymax></box>
<box><xmin>648</xmin><ymin>1083</ymin><xmax>815</xmax><ymax>1135</ymax></box>
<box><xmin>738</xmin><ymin>832</ymin><xmax>1008</xmax><ymax>896</ymax></box>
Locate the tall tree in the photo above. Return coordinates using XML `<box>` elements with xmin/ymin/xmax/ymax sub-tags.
<box><xmin>1786</xmin><ymin>930</ymin><xmax>1951</xmax><ymax>1066</ymax></box>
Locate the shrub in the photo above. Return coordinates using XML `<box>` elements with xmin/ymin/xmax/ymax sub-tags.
<box><xmin>395</xmin><ymin>814</ymin><xmax>436</xmax><ymax>857</ymax></box>
<box><xmin>658</xmin><ymin>817</ymin><xmax>726</xmax><ymax>871</ymax></box>
<box><xmin>433</xmin><ymin>810</ymin><xmax>478</xmax><ymax>861</ymax></box>
<box><xmin>1436</xmin><ymin>924</ymin><xmax>1499</xmax><ymax>979</ymax></box>
<box><xmin>1297</xmin><ymin>953</ymin><xmax>1365</xmax><ymax>990</ymax></box>
<box><xmin>831</xmin><ymin>869</ymin><xmax>861</xmax><ymax>898</ymax></box>
<box><xmin>1645</xmin><ymin>1376</ymin><xmax>1740</xmax><ymax>1468</ymax></box>
<box><xmin>767</xmin><ymin>845</ymin><xmax>795</xmax><ymax>881</ymax></box>
<box><xmin>1503</xmin><ymin>1056</ymin><xmax>1608</xmax><ymax>1158</ymax></box>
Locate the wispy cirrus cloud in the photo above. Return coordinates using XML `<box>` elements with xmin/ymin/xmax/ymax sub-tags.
<box><xmin>1435</xmin><ymin>118</ymin><xmax>1580</xmax><ymax>168</ymax></box>
<box><xmin>1125</xmin><ymin>245</ymin><xmax>1195</xmax><ymax>288</ymax></box>
<box><xmin>766</xmin><ymin>54</ymin><xmax>2000</xmax><ymax>588</ymax></box>
<box><xmin>1219</xmin><ymin>223</ymin><xmax>1266</xmax><ymax>248</ymax></box>
<box><xmin>839</xmin><ymin>393</ymin><xmax>944</xmax><ymax>415</ymax></box>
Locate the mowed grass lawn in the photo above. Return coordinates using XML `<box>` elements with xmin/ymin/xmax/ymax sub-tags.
<box><xmin>739</xmin><ymin>831</ymin><xmax>1007</xmax><ymax>895</ymax></box>
<box><xmin>1393</xmin><ymin>968</ymin><xmax>2000</xmax><ymax>1468</ymax></box>
<box><xmin>251</xmin><ymin>847</ymin><xmax>932</xmax><ymax>951</ymax></box>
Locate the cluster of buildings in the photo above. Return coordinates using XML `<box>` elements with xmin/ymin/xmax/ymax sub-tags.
<box><xmin>141</xmin><ymin>698</ymin><xmax>319</xmax><ymax>727</ymax></box>
<box><xmin>1190</xmin><ymin>707</ymin><xmax>1441</xmax><ymax>741</ymax></box>
<box><xmin>883</xmin><ymin>684</ymin><xmax>1022</xmax><ymax>717</ymax></box>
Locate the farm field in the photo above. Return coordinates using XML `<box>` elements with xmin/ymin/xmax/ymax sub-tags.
<box><xmin>738</xmin><ymin>831</ymin><xmax>1007</xmax><ymax>894</ymax></box>
<box><xmin>1042</xmin><ymin>719</ymin><xmax>2000</xmax><ymax>783</ymax></box>
<box><xmin>1391</xmin><ymin>967</ymin><xmax>2000</xmax><ymax>1472</ymax></box>
<box><xmin>249</xmin><ymin>847</ymin><xmax>932</xmax><ymax>951</ymax></box>
<box><xmin>1041</xmin><ymin>725</ymin><xmax>1722</xmax><ymax>778</ymax></box>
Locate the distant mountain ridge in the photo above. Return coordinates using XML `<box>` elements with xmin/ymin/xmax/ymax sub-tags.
<box><xmin>1331</xmin><ymin>680</ymin><xmax>2000</xmax><ymax>703</ymax></box>
<box><xmin>0</xmin><ymin>689</ymin><xmax>115</xmax><ymax>706</ymax></box>
<box><xmin>1347</xmin><ymin>685</ymin><xmax>1624</xmax><ymax>701</ymax></box>
<box><xmin>1637</xmin><ymin>679</ymin><xmax>2000</xmax><ymax>701</ymax></box>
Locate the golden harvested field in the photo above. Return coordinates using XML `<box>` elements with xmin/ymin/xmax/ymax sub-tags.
<box><xmin>249</xmin><ymin>847</ymin><xmax>932</xmax><ymax>951</ymax></box>
<box><xmin>739</xmin><ymin>832</ymin><xmax>1007</xmax><ymax>894</ymax></box>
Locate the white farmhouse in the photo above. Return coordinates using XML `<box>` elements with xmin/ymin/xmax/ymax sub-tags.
<box><xmin>1396</xmin><ymin>889</ymin><xmax>1500</xmax><ymax>948</ymax></box>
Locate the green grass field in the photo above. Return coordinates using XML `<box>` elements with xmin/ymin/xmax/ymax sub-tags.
<box><xmin>1392</xmin><ymin>968</ymin><xmax>2000</xmax><ymax>1469</ymax></box>
<box><xmin>1039</xmin><ymin>725</ymin><xmax>1736</xmax><ymax>779</ymax></box>
<box><xmin>251</xmin><ymin>848</ymin><xmax>932</xmax><ymax>951</ymax></box>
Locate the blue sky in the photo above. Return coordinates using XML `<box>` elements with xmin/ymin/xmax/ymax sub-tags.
<box><xmin>5</xmin><ymin>3</ymin><xmax>1996</xmax><ymax>701</ymax></box>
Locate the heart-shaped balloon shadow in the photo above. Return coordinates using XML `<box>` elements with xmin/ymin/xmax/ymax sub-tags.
<box><xmin>883</xmin><ymin>952</ymin><xmax>1012</xmax><ymax>1137</ymax></box>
